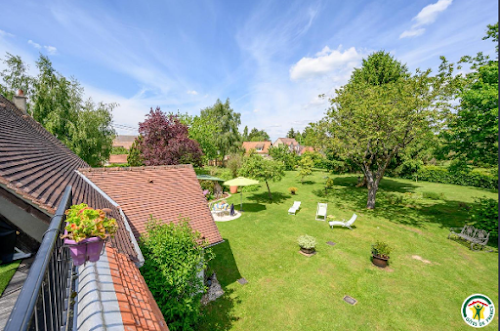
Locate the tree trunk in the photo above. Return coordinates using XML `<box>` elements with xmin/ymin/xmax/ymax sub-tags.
<box><xmin>365</xmin><ymin>172</ymin><xmax>379</xmax><ymax>209</ymax></box>
<box><xmin>356</xmin><ymin>175</ymin><xmax>367</xmax><ymax>187</ymax></box>
<box><xmin>265</xmin><ymin>180</ymin><xmax>272</xmax><ymax>200</ymax></box>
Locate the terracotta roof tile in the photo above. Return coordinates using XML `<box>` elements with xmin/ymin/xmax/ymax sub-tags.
<box><xmin>109</xmin><ymin>154</ymin><xmax>129</xmax><ymax>164</ymax></box>
<box><xmin>79</xmin><ymin>165</ymin><xmax>223</xmax><ymax>245</ymax></box>
<box><xmin>107</xmin><ymin>246</ymin><xmax>168</xmax><ymax>331</ymax></box>
<box><xmin>242</xmin><ymin>141</ymin><xmax>272</xmax><ymax>154</ymax></box>
<box><xmin>0</xmin><ymin>95</ymin><xmax>137</xmax><ymax>261</ymax></box>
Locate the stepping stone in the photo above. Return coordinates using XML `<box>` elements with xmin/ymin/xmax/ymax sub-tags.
<box><xmin>326</xmin><ymin>241</ymin><xmax>336</xmax><ymax>246</ymax></box>
<box><xmin>343</xmin><ymin>295</ymin><xmax>357</xmax><ymax>305</ymax></box>
<box><xmin>237</xmin><ymin>278</ymin><xmax>248</xmax><ymax>285</ymax></box>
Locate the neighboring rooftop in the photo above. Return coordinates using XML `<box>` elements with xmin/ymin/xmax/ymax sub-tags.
<box><xmin>242</xmin><ymin>141</ymin><xmax>272</xmax><ymax>155</ymax></box>
<box><xmin>274</xmin><ymin>137</ymin><xmax>298</xmax><ymax>146</ymax></box>
<box><xmin>113</xmin><ymin>135</ymin><xmax>138</xmax><ymax>150</ymax></box>
<box><xmin>79</xmin><ymin>165</ymin><xmax>224</xmax><ymax>246</ymax></box>
<box><xmin>109</xmin><ymin>154</ymin><xmax>129</xmax><ymax>164</ymax></box>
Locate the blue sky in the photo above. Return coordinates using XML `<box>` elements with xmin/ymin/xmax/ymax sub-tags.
<box><xmin>0</xmin><ymin>0</ymin><xmax>497</xmax><ymax>141</ymax></box>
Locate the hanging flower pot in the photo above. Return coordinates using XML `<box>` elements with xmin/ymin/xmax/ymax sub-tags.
<box><xmin>61</xmin><ymin>203</ymin><xmax>118</xmax><ymax>266</ymax></box>
<box><xmin>64</xmin><ymin>235</ymin><xmax>104</xmax><ymax>266</ymax></box>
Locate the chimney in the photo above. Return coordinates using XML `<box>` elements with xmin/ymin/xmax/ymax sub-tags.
<box><xmin>13</xmin><ymin>89</ymin><xmax>27</xmax><ymax>114</ymax></box>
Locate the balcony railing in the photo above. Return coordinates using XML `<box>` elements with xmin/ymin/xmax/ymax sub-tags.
<box><xmin>5</xmin><ymin>186</ymin><xmax>75</xmax><ymax>331</ymax></box>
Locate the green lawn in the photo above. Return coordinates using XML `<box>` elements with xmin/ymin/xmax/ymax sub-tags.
<box><xmin>200</xmin><ymin>170</ymin><xmax>498</xmax><ymax>331</ymax></box>
<box><xmin>0</xmin><ymin>260</ymin><xmax>20</xmax><ymax>296</ymax></box>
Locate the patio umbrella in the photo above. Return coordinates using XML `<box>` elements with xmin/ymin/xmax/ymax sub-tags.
<box><xmin>223</xmin><ymin>177</ymin><xmax>259</xmax><ymax>211</ymax></box>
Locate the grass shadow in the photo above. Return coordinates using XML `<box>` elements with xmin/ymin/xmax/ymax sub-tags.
<box><xmin>300</xmin><ymin>180</ymin><xmax>315</xmax><ymax>185</ymax></box>
<box><xmin>199</xmin><ymin>288</ymin><xmax>241</xmax><ymax>331</ymax></box>
<box><xmin>241</xmin><ymin>203</ymin><xmax>266</xmax><ymax>213</ymax></box>
<box><xmin>199</xmin><ymin>239</ymin><xmax>243</xmax><ymax>330</ymax></box>
<box><xmin>247</xmin><ymin>192</ymin><xmax>289</xmax><ymax>204</ymax></box>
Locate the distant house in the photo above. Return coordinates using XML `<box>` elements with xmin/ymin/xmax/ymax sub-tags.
<box><xmin>298</xmin><ymin>146</ymin><xmax>314</xmax><ymax>156</ymax></box>
<box><xmin>113</xmin><ymin>135</ymin><xmax>138</xmax><ymax>150</ymax></box>
<box><xmin>242</xmin><ymin>141</ymin><xmax>272</xmax><ymax>157</ymax></box>
<box><xmin>273</xmin><ymin>138</ymin><xmax>300</xmax><ymax>153</ymax></box>
<box><xmin>108</xmin><ymin>153</ymin><xmax>128</xmax><ymax>164</ymax></box>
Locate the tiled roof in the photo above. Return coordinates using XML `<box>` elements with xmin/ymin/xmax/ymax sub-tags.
<box><xmin>79</xmin><ymin>165</ymin><xmax>223</xmax><ymax>245</ymax></box>
<box><xmin>274</xmin><ymin>138</ymin><xmax>298</xmax><ymax>146</ymax></box>
<box><xmin>107</xmin><ymin>247</ymin><xmax>168</xmax><ymax>331</ymax></box>
<box><xmin>0</xmin><ymin>95</ymin><xmax>137</xmax><ymax>260</ymax></box>
<box><xmin>299</xmin><ymin>146</ymin><xmax>314</xmax><ymax>155</ymax></box>
<box><xmin>113</xmin><ymin>135</ymin><xmax>138</xmax><ymax>150</ymax></box>
<box><xmin>109</xmin><ymin>154</ymin><xmax>129</xmax><ymax>164</ymax></box>
<box><xmin>242</xmin><ymin>141</ymin><xmax>272</xmax><ymax>154</ymax></box>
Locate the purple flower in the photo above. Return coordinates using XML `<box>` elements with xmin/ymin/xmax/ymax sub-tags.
<box><xmin>203</xmin><ymin>189</ymin><xmax>210</xmax><ymax>196</ymax></box>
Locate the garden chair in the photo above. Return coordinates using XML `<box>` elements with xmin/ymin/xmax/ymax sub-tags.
<box><xmin>315</xmin><ymin>203</ymin><xmax>327</xmax><ymax>221</ymax></box>
<box><xmin>329</xmin><ymin>214</ymin><xmax>357</xmax><ymax>230</ymax></box>
<box><xmin>288</xmin><ymin>201</ymin><xmax>301</xmax><ymax>215</ymax></box>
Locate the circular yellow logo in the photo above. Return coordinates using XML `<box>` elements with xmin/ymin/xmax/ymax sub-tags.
<box><xmin>462</xmin><ymin>294</ymin><xmax>495</xmax><ymax>328</ymax></box>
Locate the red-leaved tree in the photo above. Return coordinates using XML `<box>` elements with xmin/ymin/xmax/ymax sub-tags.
<box><xmin>138</xmin><ymin>107</ymin><xmax>203</xmax><ymax>166</ymax></box>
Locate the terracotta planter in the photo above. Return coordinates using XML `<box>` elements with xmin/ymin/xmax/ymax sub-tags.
<box><xmin>230</xmin><ymin>186</ymin><xmax>238</xmax><ymax>194</ymax></box>
<box><xmin>65</xmin><ymin>236</ymin><xmax>104</xmax><ymax>266</ymax></box>
<box><xmin>300</xmin><ymin>247</ymin><xmax>315</xmax><ymax>254</ymax></box>
<box><xmin>372</xmin><ymin>254</ymin><xmax>389</xmax><ymax>268</ymax></box>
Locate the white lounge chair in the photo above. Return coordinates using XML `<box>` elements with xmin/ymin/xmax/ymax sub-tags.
<box><xmin>288</xmin><ymin>201</ymin><xmax>301</xmax><ymax>215</ymax></box>
<box><xmin>315</xmin><ymin>203</ymin><xmax>327</xmax><ymax>221</ymax></box>
<box><xmin>329</xmin><ymin>214</ymin><xmax>357</xmax><ymax>230</ymax></box>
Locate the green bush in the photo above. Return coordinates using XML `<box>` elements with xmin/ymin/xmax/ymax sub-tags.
<box><xmin>140</xmin><ymin>218</ymin><xmax>214</xmax><ymax>331</ymax></box>
<box><xmin>399</xmin><ymin>165</ymin><xmax>497</xmax><ymax>189</ymax></box>
<box><xmin>297</xmin><ymin>235</ymin><xmax>316</xmax><ymax>249</ymax></box>
<box><xmin>422</xmin><ymin>191</ymin><xmax>445</xmax><ymax>200</ymax></box>
<box><xmin>372</xmin><ymin>241</ymin><xmax>392</xmax><ymax>258</ymax></box>
<box><xmin>241</xmin><ymin>184</ymin><xmax>260</xmax><ymax>192</ymax></box>
<box><xmin>470</xmin><ymin>197</ymin><xmax>498</xmax><ymax>239</ymax></box>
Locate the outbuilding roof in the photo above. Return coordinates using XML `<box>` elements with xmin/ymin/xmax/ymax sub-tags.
<box><xmin>79</xmin><ymin>165</ymin><xmax>224</xmax><ymax>246</ymax></box>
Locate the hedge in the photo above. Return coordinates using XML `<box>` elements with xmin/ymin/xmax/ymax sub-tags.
<box><xmin>400</xmin><ymin>165</ymin><xmax>497</xmax><ymax>189</ymax></box>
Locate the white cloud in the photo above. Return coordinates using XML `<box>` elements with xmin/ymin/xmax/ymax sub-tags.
<box><xmin>289</xmin><ymin>46</ymin><xmax>364</xmax><ymax>81</ymax></box>
<box><xmin>28</xmin><ymin>40</ymin><xmax>41</xmax><ymax>49</ymax></box>
<box><xmin>186</xmin><ymin>90</ymin><xmax>198</xmax><ymax>95</ymax></box>
<box><xmin>400</xmin><ymin>0</ymin><xmax>452</xmax><ymax>39</ymax></box>
<box><xmin>44</xmin><ymin>45</ymin><xmax>57</xmax><ymax>54</ymax></box>
<box><xmin>28</xmin><ymin>40</ymin><xmax>57</xmax><ymax>54</ymax></box>
<box><xmin>399</xmin><ymin>28</ymin><xmax>425</xmax><ymax>39</ymax></box>
<box><xmin>0</xmin><ymin>29</ymin><xmax>14</xmax><ymax>38</ymax></box>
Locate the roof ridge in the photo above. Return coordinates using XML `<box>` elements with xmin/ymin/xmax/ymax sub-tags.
<box><xmin>79</xmin><ymin>164</ymin><xmax>194</xmax><ymax>172</ymax></box>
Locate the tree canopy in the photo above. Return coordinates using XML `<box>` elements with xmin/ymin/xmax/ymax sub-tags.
<box><xmin>247</xmin><ymin>127</ymin><xmax>270</xmax><ymax>141</ymax></box>
<box><xmin>238</xmin><ymin>155</ymin><xmax>285</xmax><ymax>199</ymax></box>
<box><xmin>326</xmin><ymin>52</ymin><xmax>451</xmax><ymax>209</ymax></box>
<box><xmin>200</xmin><ymin>98</ymin><xmax>241</xmax><ymax>160</ymax></box>
<box><xmin>137</xmin><ymin>107</ymin><xmax>203</xmax><ymax>166</ymax></box>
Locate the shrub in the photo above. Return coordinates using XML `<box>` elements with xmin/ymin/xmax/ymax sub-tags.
<box><xmin>297</xmin><ymin>235</ymin><xmax>316</xmax><ymax>249</ymax></box>
<box><xmin>289</xmin><ymin>187</ymin><xmax>298</xmax><ymax>194</ymax></box>
<box><xmin>241</xmin><ymin>184</ymin><xmax>260</xmax><ymax>192</ymax></box>
<box><xmin>422</xmin><ymin>191</ymin><xmax>445</xmax><ymax>200</ymax></box>
<box><xmin>226</xmin><ymin>153</ymin><xmax>243</xmax><ymax>178</ymax></box>
<box><xmin>325</xmin><ymin>177</ymin><xmax>334</xmax><ymax>190</ymax></box>
<box><xmin>372</xmin><ymin>241</ymin><xmax>392</xmax><ymax>258</ymax></box>
<box><xmin>140</xmin><ymin>218</ymin><xmax>214</xmax><ymax>331</ymax></box>
<box><xmin>470</xmin><ymin>197</ymin><xmax>498</xmax><ymax>239</ymax></box>
<box><xmin>400</xmin><ymin>165</ymin><xmax>498</xmax><ymax>189</ymax></box>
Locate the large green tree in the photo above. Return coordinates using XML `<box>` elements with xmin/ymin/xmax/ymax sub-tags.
<box><xmin>444</xmin><ymin>23</ymin><xmax>498</xmax><ymax>166</ymax></box>
<box><xmin>326</xmin><ymin>53</ymin><xmax>451</xmax><ymax>209</ymax></box>
<box><xmin>238</xmin><ymin>155</ymin><xmax>285</xmax><ymax>199</ymax></box>
<box><xmin>0</xmin><ymin>53</ymin><xmax>33</xmax><ymax>102</ymax></box>
<box><xmin>200</xmin><ymin>98</ymin><xmax>241</xmax><ymax>160</ymax></box>
<box><xmin>181</xmin><ymin>113</ymin><xmax>220</xmax><ymax>163</ymax></box>
<box><xmin>247</xmin><ymin>127</ymin><xmax>270</xmax><ymax>141</ymax></box>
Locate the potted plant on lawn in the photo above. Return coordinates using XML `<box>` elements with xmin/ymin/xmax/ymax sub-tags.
<box><xmin>371</xmin><ymin>241</ymin><xmax>392</xmax><ymax>268</ymax></box>
<box><xmin>61</xmin><ymin>203</ymin><xmax>118</xmax><ymax>266</ymax></box>
<box><xmin>298</xmin><ymin>235</ymin><xmax>316</xmax><ymax>254</ymax></box>
<box><xmin>230</xmin><ymin>185</ymin><xmax>238</xmax><ymax>194</ymax></box>
<box><xmin>289</xmin><ymin>187</ymin><xmax>298</xmax><ymax>195</ymax></box>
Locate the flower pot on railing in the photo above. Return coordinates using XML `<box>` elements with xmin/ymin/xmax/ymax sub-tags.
<box><xmin>61</xmin><ymin>203</ymin><xmax>118</xmax><ymax>266</ymax></box>
<box><xmin>64</xmin><ymin>234</ymin><xmax>105</xmax><ymax>266</ymax></box>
